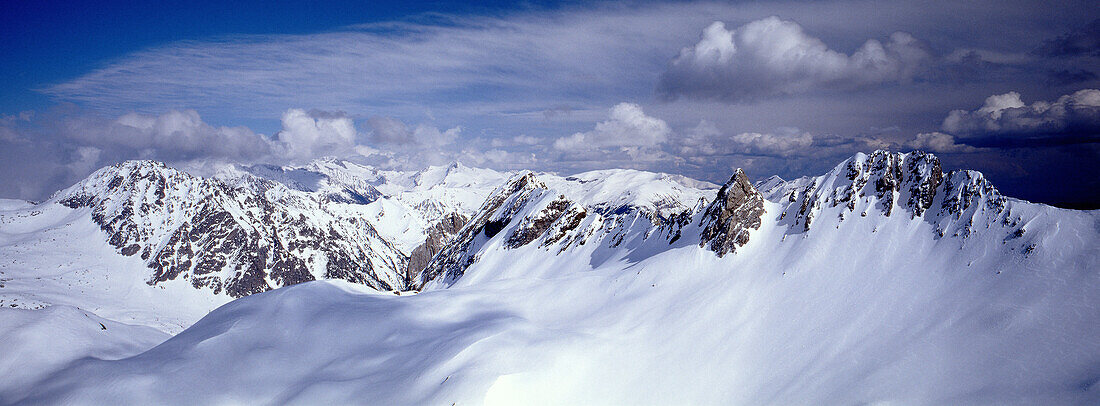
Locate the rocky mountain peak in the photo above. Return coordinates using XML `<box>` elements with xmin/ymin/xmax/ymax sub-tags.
<box><xmin>54</xmin><ymin>159</ymin><xmax>407</xmax><ymax>297</ymax></box>
<box><xmin>699</xmin><ymin>169</ymin><xmax>766</xmax><ymax>256</ymax></box>
<box><xmin>764</xmin><ymin>150</ymin><xmax>1009</xmax><ymax>237</ymax></box>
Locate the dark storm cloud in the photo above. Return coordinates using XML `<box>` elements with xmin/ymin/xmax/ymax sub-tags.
<box><xmin>942</xmin><ymin>89</ymin><xmax>1100</xmax><ymax>147</ymax></box>
<box><xmin>1045</xmin><ymin>69</ymin><xmax>1098</xmax><ymax>86</ymax></box>
<box><xmin>1034</xmin><ymin>19</ymin><xmax>1100</xmax><ymax>58</ymax></box>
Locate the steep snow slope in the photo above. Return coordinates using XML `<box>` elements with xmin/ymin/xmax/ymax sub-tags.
<box><xmin>418</xmin><ymin>168</ymin><xmax>716</xmax><ymax>286</ymax></box>
<box><xmin>11</xmin><ymin>151</ymin><xmax>1098</xmax><ymax>405</ymax></box>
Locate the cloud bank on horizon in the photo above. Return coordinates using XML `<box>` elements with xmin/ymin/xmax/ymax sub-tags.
<box><xmin>1</xmin><ymin>1</ymin><xmax>1098</xmax><ymax>207</ymax></box>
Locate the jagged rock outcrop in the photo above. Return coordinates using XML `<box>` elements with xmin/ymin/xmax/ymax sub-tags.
<box><xmin>404</xmin><ymin>212</ymin><xmax>468</xmax><ymax>284</ymax></box>
<box><xmin>699</xmin><ymin>169</ymin><xmax>765</xmax><ymax>256</ymax></box>
<box><xmin>417</xmin><ymin>172</ymin><xmax>548</xmax><ymax>286</ymax></box>
<box><xmin>58</xmin><ymin>161</ymin><xmax>406</xmax><ymax>297</ymax></box>
<box><xmin>505</xmin><ymin>196</ymin><xmax>572</xmax><ymax>248</ymax></box>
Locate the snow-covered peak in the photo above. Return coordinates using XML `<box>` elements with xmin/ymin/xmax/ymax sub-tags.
<box><xmin>760</xmin><ymin>150</ymin><xmax>1009</xmax><ymax>235</ymax></box>
<box><xmin>409</xmin><ymin>161</ymin><xmax>508</xmax><ymax>191</ymax></box>
<box><xmin>542</xmin><ymin>168</ymin><xmax>714</xmax><ymax>221</ymax></box>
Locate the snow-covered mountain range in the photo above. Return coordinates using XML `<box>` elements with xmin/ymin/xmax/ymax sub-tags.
<box><xmin>1</xmin><ymin>150</ymin><xmax>1097</xmax><ymax>404</ymax></box>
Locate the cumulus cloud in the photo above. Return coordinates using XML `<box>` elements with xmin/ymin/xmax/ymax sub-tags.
<box><xmin>730</xmin><ymin>131</ymin><xmax>814</xmax><ymax>157</ymax></box>
<box><xmin>0</xmin><ymin>108</ymin><xmax>270</xmax><ymax>200</ymax></box>
<box><xmin>101</xmin><ymin>109</ymin><xmax>273</xmax><ymax>161</ymax></box>
<box><xmin>553</xmin><ymin>103</ymin><xmax>670</xmax><ymax>151</ymax></box>
<box><xmin>0</xmin><ymin>107</ymin><xmax>477</xmax><ymax>200</ymax></box>
<box><xmin>275</xmin><ymin>109</ymin><xmax>359</xmax><ymax>160</ymax></box>
<box><xmin>904</xmin><ymin>132</ymin><xmax>980</xmax><ymax>153</ymax></box>
<box><xmin>942</xmin><ymin>89</ymin><xmax>1100</xmax><ymax>145</ymax></box>
<box><xmin>658</xmin><ymin>17</ymin><xmax>932</xmax><ymax>102</ymax></box>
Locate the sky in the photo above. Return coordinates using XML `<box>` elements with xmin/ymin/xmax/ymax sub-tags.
<box><xmin>1</xmin><ymin>0</ymin><xmax>1098</xmax><ymax>208</ymax></box>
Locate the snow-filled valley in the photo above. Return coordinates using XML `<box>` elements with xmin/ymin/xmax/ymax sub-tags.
<box><xmin>1</xmin><ymin>151</ymin><xmax>1098</xmax><ymax>405</ymax></box>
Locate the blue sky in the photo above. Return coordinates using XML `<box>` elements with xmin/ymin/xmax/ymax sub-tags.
<box><xmin>2</xmin><ymin>0</ymin><xmax>1098</xmax><ymax>207</ymax></box>
<box><xmin>1</xmin><ymin>0</ymin><xmax>568</xmax><ymax>114</ymax></box>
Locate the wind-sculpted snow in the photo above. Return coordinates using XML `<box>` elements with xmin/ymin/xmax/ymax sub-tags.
<box><xmin>0</xmin><ymin>305</ymin><xmax>169</xmax><ymax>403</ymax></box>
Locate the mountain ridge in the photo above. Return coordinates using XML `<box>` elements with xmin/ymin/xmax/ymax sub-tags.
<box><xmin>4</xmin><ymin>150</ymin><xmax>1095</xmax><ymax>404</ymax></box>
<box><xmin>14</xmin><ymin>150</ymin><xmax>1082</xmax><ymax>297</ymax></box>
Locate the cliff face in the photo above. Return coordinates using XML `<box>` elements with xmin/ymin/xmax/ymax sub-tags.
<box><xmin>404</xmin><ymin>212</ymin><xmax>468</xmax><ymax>285</ymax></box>
<box><xmin>699</xmin><ymin>169</ymin><xmax>765</xmax><ymax>257</ymax></box>
<box><xmin>417</xmin><ymin>172</ymin><xmax>548</xmax><ymax>287</ymax></box>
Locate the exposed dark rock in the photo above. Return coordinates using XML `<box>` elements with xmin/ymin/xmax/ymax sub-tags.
<box><xmin>417</xmin><ymin>172</ymin><xmax>546</xmax><ymax>287</ymax></box>
<box><xmin>59</xmin><ymin>160</ymin><xmax>405</xmax><ymax>298</ymax></box>
<box><xmin>542</xmin><ymin>207</ymin><xmax>587</xmax><ymax>249</ymax></box>
<box><xmin>699</xmin><ymin>169</ymin><xmax>765</xmax><ymax>257</ymax></box>
<box><xmin>506</xmin><ymin>197</ymin><xmax>572</xmax><ymax>248</ymax></box>
<box><xmin>483</xmin><ymin>219</ymin><xmax>507</xmax><ymax>238</ymax></box>
<box><xmin>404</xmin><ymin>212</ymin><xmax>469</xmax><ymax>284</ymax></box>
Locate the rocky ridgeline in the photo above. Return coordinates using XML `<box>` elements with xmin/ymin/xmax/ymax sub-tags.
<box><xmin>57</xmin><ymin>161</ymin><xmax>406</xmax><ymax>297</ymax></box>
<box><xmin>766</xmin><ymin>150</ymin><xmax>1011</xmax><ymax>238</ymax></box>
<box><xmin>416</xmin><ymin>171</ymin><xmax>709</xmax><ymax>287</ymax></box>
<box><xmin>417</xmin><ymin>172</ymin><xmax>548</xmax><ymax>286</ymax></box>
<box><xmin>48</xmin><ymin>150</ymin><xmax>1034</xmax><ymax>297</ymax></box>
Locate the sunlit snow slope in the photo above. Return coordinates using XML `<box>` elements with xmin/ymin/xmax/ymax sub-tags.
<box><xmin>2</xmin><ymin>151</ymin><xmax>1099</xmax><ymax>405</ymax></box>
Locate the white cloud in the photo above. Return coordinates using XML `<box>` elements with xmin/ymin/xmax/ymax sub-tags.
<box><xmin>942</xmin><ymin>89</ymin><xmax>1100</xmax><ymax>141</ymax></box>
<box><xmin>658</xmin><ymin>17</ymin><xmax>932</xmax><ymax>101</ymax></box>
<box><xmin>553</xmin><ymin>103</ymin><xmax>670</xmax><ymax>151</ymax></box>
<box><xmin>63</xmin><ymin>109</ymin><xmax>273</xmax><ymax>162</ymax></box>
<box><xmin>412</xmin><ymin>124</ymin><xmax>462</xmax><ymax>147</ymax></box>
<box><xmin>275</xmin><ymin>109</ymin><xmax>359</xmax><ymax>161</ymax></box>
<box><xmin>904</xmin><ymin>132</ymin><xmax>980</xmax><ymax>153</ymax></box>
<box><xmin>513</xmin><ymin>135</ymin><xmax>539</xmax><ymax>145</ymax></box>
